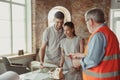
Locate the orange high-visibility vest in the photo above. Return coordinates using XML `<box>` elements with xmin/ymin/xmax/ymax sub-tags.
<box><xmin>83</xmin><ymin>26</ymin><xmax>120</xmax><ymax>80</ymax></box>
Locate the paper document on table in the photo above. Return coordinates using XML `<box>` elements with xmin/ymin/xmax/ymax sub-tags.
<box><xmin>20</xmin><ymin>73</ymin><xmax>50</xmax><ymax>80</ymax></box>
<box><xmin>20</xmin><ymin>73</ymin><xmax>38</xmax><ymax>80</ymax></box>
<box><xmin>43</xmin><ymin>63</ymin><xmax>58</xmax><ymax>68</ymax></box>
<box><xmin>35</xmin><ymin>73</ymin><xmax>50</xmax><ymax>80</ymax></box>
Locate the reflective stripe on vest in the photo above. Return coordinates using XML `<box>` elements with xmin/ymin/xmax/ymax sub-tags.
<box><xmin>84</xmin><ymin>53</ymin><xmax>120</xmax><ymax>78</ymax></box>
<box><xmin>84</xmin><ymin>70</ymin><xmax>120</xmax><ymax>78</ymax></box>
<box><xmin>103</xmin><ymin>54</ymin><xmax>120</xmax><ymax>61</ymax></box>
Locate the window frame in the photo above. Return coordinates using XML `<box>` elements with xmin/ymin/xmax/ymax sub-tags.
<box><xmin>0</xmin><ymin>0</ymin><xmax>32</xmax><ymax>56</ymax></box>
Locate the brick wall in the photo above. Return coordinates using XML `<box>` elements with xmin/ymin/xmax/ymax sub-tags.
<box><xmin>32</xmin><ymin>0</ymin><xmax>111</xmax><ymax>53</ymax></box>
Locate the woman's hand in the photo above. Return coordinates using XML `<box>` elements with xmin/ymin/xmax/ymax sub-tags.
<box><xmin>72</xmin><ymin>59</ymin><xmax>81</xmax><ymax>68</ymax></box>
<box><xmin>68</xmin><ymin>53</ymin><xmax>86</xmax><ymax>59</ymax></box>
<box><xmin>67</xmin><ymin>53</ymin><xmax>77</xmax><ymax>59</ymax></box>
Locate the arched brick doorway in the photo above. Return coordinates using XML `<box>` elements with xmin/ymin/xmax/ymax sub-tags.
<box><xmin>48</xmin><ymin>6</ymin><xmax>71</xmax><ymax>27</ymax></box>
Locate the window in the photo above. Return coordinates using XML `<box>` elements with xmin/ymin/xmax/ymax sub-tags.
<box><xmin>0</xmin><ymin>0</ymin><xmax>32</xmax><ymax>56</ymax></box>
<box><xmin>110</xmin><ymin>9</ymin><xmax>120</xmax><ymax>43</ymax></box>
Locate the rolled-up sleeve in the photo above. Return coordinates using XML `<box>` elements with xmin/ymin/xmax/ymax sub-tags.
<box><xmin>80</xmin><ymin>32</ymin><xmax>106</xmax><ymax>70</ymax></box>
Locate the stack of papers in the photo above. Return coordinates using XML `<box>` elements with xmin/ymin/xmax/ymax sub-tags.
<box><xmin>20</xmin><ymin>73</ymin><xmax>50</xmax><ymax>80</ymax></box>
<box><xmin>43</xmin><ymin>63</ymin><xmax>58</xmax><ymax>68</ymax></box>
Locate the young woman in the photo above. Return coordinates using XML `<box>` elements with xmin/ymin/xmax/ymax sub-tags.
<box><xmin>59</xmin><ymin>22</ymin><xmax>84</xmax><ymax>80</ymax></box>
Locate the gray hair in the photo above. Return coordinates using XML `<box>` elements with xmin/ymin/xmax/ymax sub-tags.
<box><xmin>85</xmin><ymin>8</ymin><xmax>105</xmax><ymax>23</ymax></box>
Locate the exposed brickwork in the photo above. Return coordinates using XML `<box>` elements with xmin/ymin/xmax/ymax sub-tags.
<box><xmin>32</xmin><ymin>0</ymin><xmax>110</xmax><ymax>52</ymax></box>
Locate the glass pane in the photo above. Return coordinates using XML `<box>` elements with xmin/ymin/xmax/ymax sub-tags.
<box><xmin>0</xmin><ymin>21</ymin><xmax>11</xmax><ymax>56</ymax></box>
<box><xmin>115</xmin><ymin>21</ymin><xmax>120</xmax><ymax>43</ymax></box>
<box><xmin>12</xmin><ymin>4</ymin><xmax>25</xmax><ymax>21</ymax></box>
<box><xmin>0</xmin><ymin>2</ymin><xmax>10</xmax><ymax>20</ymax></box>
<box><xmin>12</xmin><ymin>21</ymin><xmax>26</xmax><ymax>53</ymax></box>
<box><xmin>12</xmin><ymin>4</ymin><xmax>26</xmax><ymax>53</ymax></box>
<box><xmin>12</xmin><ymin>0</ymin><xmax>25</xmax><ymax>4</ymax></box>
